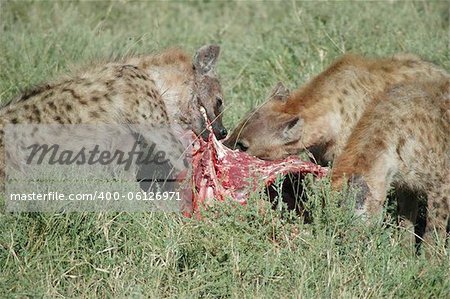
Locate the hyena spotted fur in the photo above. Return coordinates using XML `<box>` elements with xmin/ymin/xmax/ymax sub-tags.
<box><xmin>332</xmin><ymin>78</ymin><xmax>450</xmax><ymax>248</ymax></box>
<box><xmin>0</xmin><ymin>45</ymin><xmax>227</xmax><ymax>185</ymax></box>
<box><xmin>225</xmin><ymin>53</ymin><xmax>449</xmax><ymax>246</ymax></box>
<box><xmin>225</xmin><ymin>53</ymin><xmax>448</xmax><ymax>164</ymax></box>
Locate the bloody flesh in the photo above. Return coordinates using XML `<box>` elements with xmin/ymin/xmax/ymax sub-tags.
<box><xmin>183</xmin><ymin>132</ymin><xmax>328</xmax><ymax>215</ymax></box>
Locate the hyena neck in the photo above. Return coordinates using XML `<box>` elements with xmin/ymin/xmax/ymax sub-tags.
<box><xmin>300</xmin><ymin>108</ymin><xmax>343</xmax><ymax>163</ymax></box>
<box><xmin>127</xmin><ymin>51</ymin><xmax>195</xmax><ymax>129</ymax></box>
<box><xmin>148</xmin><ymin>64</ymin><xmax>195</xmax><ymax>128</ymax></box>
<box><xmin>295</xmin><ymin>70</ymin><xmax>379</xmax><ymax>162</ymax></box>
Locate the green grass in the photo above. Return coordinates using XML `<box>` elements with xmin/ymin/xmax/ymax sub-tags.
<box><xmin>1</xmin><ymin>1</ymin><xmax>449</xmax><ymax>298</ymax></box>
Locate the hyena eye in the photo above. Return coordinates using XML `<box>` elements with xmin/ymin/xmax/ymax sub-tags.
<box><xmin>236</xmin><ymin>141</ymin><xmax>249</xmax><ymax>152</ymax></box>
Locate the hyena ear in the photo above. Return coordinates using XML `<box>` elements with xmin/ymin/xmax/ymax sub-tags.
<box><xmin>270</xmin><ymin>82</ymin><xmax>290</xmax><ymax>101</ymax></box>
<box><xmin>282</xmin><ymin>117</ymin><xmax>303</xmax><ymax>142</ymax></box>
<box><xmin>193</xmin><ymin>44</ymin><xmax>221</xmax><ymax>75</ymax></box>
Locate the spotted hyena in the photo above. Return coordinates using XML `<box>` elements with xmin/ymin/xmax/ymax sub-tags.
<box><xmin>0</xmin><ymin>44</ymin><xmax>227</xmax><ymax>184</ymax></box>
<box><xmin>331</xmin><ymin>79</ymin><xmax>450</xmax><ymax>248</ymax></box>
<box><xmin>224</xmin><ymin>53</ymin><xmax>449</xmax><ymax>243</ymax></box>
<box><xmin>225</xmin><ymin>53</ymin><xmax>448</xmax><ymax>164</ymax></box>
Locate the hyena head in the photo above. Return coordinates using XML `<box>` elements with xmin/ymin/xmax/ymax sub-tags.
<box><xmin>189</xmin><ymin>45</ymin><xmax>228</xmax><ymax>141</ymax></box>
<box><xmin>224</xmin><ymin>82</ymin><xmax>304</xmax><ymax>160</ymax></box>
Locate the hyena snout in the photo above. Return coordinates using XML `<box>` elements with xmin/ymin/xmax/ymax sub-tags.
<box><xmin>212</xmin><ymin>123</ymin><xmax>228</xmax><ymax>140</ymax></box>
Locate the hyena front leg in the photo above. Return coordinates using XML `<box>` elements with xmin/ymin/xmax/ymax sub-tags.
<box><xmin>135</xmin><ymin>129</ymin><xmax>189</xmax><ymax>193</ymax></box>
<box><xmin>0</xmin><ymin>159</ymin><xmax>4</xmax><ymax>192</ymax></box>
<box><xmin>395</xmin><ymin>187</ymin><xmax>424</xmax><ymax>248</ymax></box>
<box><xmin>423</xmin><ymin>181</ymin><xmax>450</xmax><ymax>250</ymax></box>
<box><xmin>395</xmin><ymin>187</ymin><xmax>419</xmax><ymax>228</ymax></box>
<box><xmin>332</xmin><ymin>152</ymin><xmax>396</xmax><ymax>221</ymax></box>
<box><xmin>134</xmin><ymin>127</ymin><xmax>188</xmax><ymax>172</ymax></box>
<box><xmin>351</xmin><ymin>175</ymin><xmax>389</xmax><ymax>221</ymax></box>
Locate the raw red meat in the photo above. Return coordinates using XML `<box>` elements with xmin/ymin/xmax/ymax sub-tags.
<box><xmin>182</xmin><ymin>131</ymin><xmax>328</xmax><ymax>216</ymax></box>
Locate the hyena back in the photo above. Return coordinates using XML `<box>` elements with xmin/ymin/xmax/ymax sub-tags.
<box><xmin>0</xmin><ymin>45</ymin><xmax>227</xmax><ymax>183</ymax></box>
